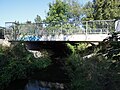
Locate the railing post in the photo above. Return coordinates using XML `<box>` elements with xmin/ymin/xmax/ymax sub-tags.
<box><xmin>61</xmin><ymin>22</ymin><xmax>62</xmax><ymax>34</ymax></box>
<box><xmin>86</xmin><ymin>21</ymin><xmax>88</xmax><ymax>35</ymax></box>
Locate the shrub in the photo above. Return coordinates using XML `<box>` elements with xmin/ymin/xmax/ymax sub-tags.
<box><xmin>0</xmin><ymin>43</ymin><xmax>52</xmax><ymax>90</ymax></box>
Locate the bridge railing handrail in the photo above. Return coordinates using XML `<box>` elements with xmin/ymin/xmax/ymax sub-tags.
<box><xmin>5</xmin><ymin>19</ymin><xmax>115</xmax><ymax>25</ymax></box>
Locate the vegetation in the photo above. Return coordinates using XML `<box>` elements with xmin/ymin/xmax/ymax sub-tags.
<box><xmin>83</xmin><ymin>0</ymin><xmax>120</xmax><ymax>20</ymax></box>
<box><xmin>0</xmin><ymin>0</ymin><xmax>120</xmax><ymax>90</ymax></box>
<box><xmin>1</xmin><ymin>37</ymin><xmax>120</xmax><ymax>90</ymax></box>
<box><xmin>45</xmin><ymin>0</ymin><xmax>120</xmax><ymax>22</ymax></box>
<box><xmin>44</xmin><ymin>0</ymin><xmax>82</xmax><ymax>33</ymax></box>
<box><xmin>0</xmin><ymin>43</ymin><xmax>51</xmax><ymax>90</ymax></box>
<box><xmin>93</xmin><ymin>0</ymin><xmax>120</xmax><ymax>20</ymax></box>
<box><xmin>66</xmin><ymin>37</ymin><xmax>120</xmax><ymax>90</ymax></box>
<box><xmin>34</xmin><ymin>15</ymin><xmax>42</xmax><ymax>23</ymax></box>
<box><xmin>65</xmin><ymin>0</ymin><xmax>82</xmax><ymax>21</ymax></box>
<box><xmin>82</xmin><ymin>1</ymin><xmax>94</xmax><ymax>21</ymax></box>
<box><xmin>45</xmin><ymin>0</ymin><xmax>70</xmax><ymax>24</ymax></box>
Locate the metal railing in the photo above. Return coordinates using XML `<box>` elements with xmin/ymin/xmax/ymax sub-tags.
<box><xmin>4</xmin><ymin>20</ymin><xmax>115</xmax><ymax>41</ymax></box>
<box><xmin>0</xmin><ymin>26</ymin><xmax>5</xmax><ymax>39</ymax></box>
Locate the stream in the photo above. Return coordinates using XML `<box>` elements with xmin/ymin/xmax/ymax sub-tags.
<box><xmin>5</xmin><ymin>79</ymin><xmax>65</xmax><ymax>90</ymax></box>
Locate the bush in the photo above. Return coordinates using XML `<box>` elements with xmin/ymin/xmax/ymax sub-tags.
<box><xmin>0</xmin><ymin>43</ymin><xmax>52</xmax><ymax>90</ymax></box>
<box><xmin>66</xmin><ymin>52</ymin><xmax>120</xmax><ymax>90</ymax></box>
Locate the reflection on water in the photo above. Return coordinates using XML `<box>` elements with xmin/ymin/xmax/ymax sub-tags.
<box><xmin>25</xmin><ymin>80</ymin><xmax>64</xmax><ymax>90</ymax></box>
<box><xmin>5</xmin><ymin>80</ymin><xmax>64</xmax><ymax>90</ymax></box>
<box><xmin>25</xmin><ymin>80</ymin><xmax>50</xmax><ymax>90</ymax></box>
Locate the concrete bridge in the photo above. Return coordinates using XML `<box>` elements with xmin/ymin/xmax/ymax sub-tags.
<box><xmin>0</xmin><ymin>20</ymin><xmax>117</xmax><ymax>57</ymax></box>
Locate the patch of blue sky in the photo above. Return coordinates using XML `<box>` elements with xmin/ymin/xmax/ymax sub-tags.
<box><xmin>0</xmin><ymin>0</ymin><xmax>93</xmax><ymax>26</ymax></box>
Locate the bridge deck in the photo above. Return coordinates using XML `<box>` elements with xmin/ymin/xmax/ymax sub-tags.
<box><xmin>8</xmin><ymin>34</ymin><xmax>109</xmax><ymax>42</ymax></box>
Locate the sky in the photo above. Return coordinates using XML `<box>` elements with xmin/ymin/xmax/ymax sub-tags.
<box><xmin>0</xmin><ymin>0</ymin><xmax>92</xmax><ymax>26</ymax></box>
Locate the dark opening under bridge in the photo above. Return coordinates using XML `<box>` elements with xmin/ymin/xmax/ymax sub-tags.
<box><xmin>4</xmin><ymin>20</ymin><xmax>115</xmax><ymax>42</ymax></box>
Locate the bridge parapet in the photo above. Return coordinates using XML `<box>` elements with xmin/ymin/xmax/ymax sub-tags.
<box><xmin>4</xmin><ymin>20</ymin><xmax>115</xmax><ymax>42</ymax></box>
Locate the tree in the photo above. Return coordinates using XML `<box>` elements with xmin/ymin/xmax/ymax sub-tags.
<box><xmin>34</xmin><ymin>15</ymin><xmax>42</xmax><ymax>23</ymax></box>
<box><xmin>45</xmin><ymin>0</ymin><xmax>84</xmax><ymax>33</ymax></box>
<box><xmin>65</xmin><ymin>0</ymin><xmax>82</xmax><ymax>21</ymax></box>
<box><xmin>82</xmin><ymin>1</ymin><xmax>94</xmax><ymax>21</ymax></box>
<box><xmin>93</xmin><ymin>0</ymin><xmax>120</xmax><ymax>20</ymax></box>
<box><xmin>45</xmin><ymin>0</ymin><xmax>72</xmax><ymax>33</ymax></box>
<box><xmin>34</xmin><ymin>15</ymin><xmax>43</xmax><ymax>31</ymax></box>
<box><xmin>45</xmin><ymin>0</ymin><xmax>70</xmax><ymax>24</ymax></box>
<box><xmin>82</xmin><ymin>0</ymin><xmax>120</xmax><ymax>20</ymax></box>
